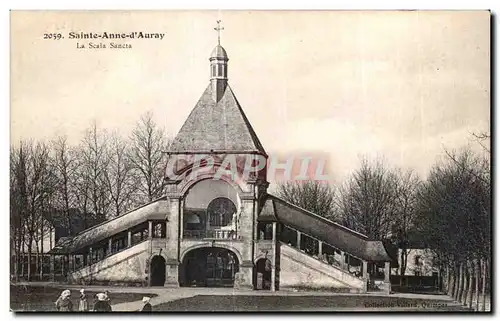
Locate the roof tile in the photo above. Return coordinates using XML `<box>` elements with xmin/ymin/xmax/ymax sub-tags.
<box><xmin>169</xmin><ymin>84</ymin><xmax>266</xmax><ymax>154</ymax></box>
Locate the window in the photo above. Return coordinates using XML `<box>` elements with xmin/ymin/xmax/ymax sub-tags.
<box><xmin>42</xmin><ymin>255</ymin><xmax>51</xmax><ymax>274</ymax></box>
<box><xmin>74</xmin><ymin>256</ymin><xmax>83</xmax><ymax>270</ymax></box>
<box><xmin>300</xmin><ymin>234</ymin><xmax>319</xmax><ymax>256</ymax></box>
<box><xmin>54</xmin><ymin>256</ymin><xmax>63</xmax><ymax>274</ymax></box>
<box><xmin>132</xmin><ymin>232</ymin><xmax>142</xmax><ymax>245</ymax></box>
<box><xmin>207</xmin><ymin>197</ymin><xmax>236</xmax><ymax>228</ymax></box>
<box><xmin>113</xmin><ymin>238</ymin><xmax>126</xmax><ymax>252</ymax></box>
<box><xmin>154</xmin><ymin>223</ymin><xmax>165</xmax><ymax>238</ymax></box>
<box><xmin>414</xmin><ymin>255</ymin><xmax>422</xmax><ymax>276</ymax></box>
<box><xmin>186</xmin><ymin>214</ymin><xmax>202</xmax><ymax>231</ymax></box>
<box><xmin>257</xmin><ymin>223</ymin><xmax>273</xmax><ymax>240</ymax></box>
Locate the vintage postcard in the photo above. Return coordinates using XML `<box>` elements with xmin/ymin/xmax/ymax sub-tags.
<box><xmin>10</xmin><ymin>10</ymin><xmax>491</xmax><ymax>312</ymax></box>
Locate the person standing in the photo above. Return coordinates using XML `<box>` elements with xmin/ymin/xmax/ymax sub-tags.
<box><xmin>93</xmin><ymin>293</ymin><xmax>112</xmax><ymax>312</ymax></box>
<box><xmin>104</xmin><ymin>290</ymin><xmax>111</xmax><ymax>304</ymax></box>
<box><xmin>78</xmin><ymin>289</ymin><xmax>89</xmax><ymax>312</ymax></box>
<box><xmin>55</xmin><ymin>289</ymin><xmax>73</xmax><ymax>312</ymax></box>
<box><xmin>140</xmin><ymin>297</ymin><xmax>152</xmax><ymax>312</ymax></box>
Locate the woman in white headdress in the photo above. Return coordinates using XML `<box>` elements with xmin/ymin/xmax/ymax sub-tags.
<box><xmin>55</xmin><ymin>289</ymin><xmax>73</xmax><ymax>311</ymax></box>
<box><xmin>140</xmin><ymin>296</ymin><xmax>152</xmax><ymax>312</ymax></box>
<box><xmin>93</xmin><ymin>293</ymin><xmax>112</xmax><ymax>312</ymax></box>
<box><xmin>78</xmin><ymin>289</ymin><xmax>89</xmax><ymax>311</ymax></box>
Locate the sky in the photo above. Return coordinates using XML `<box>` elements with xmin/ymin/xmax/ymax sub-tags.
<box><xmin>10</xmin><ymin>10</ymin><xmax>490</xmax><ymax>183</ymax></box>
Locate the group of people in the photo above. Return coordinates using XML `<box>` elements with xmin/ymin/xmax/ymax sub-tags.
<box><xmin>54</xmin><ymin>289</ymin><xmax>112</xmax><ymax>312</ymax></box>
<box><xmin>54</xmin><ymin>289</ymin><xmax>153</xmax><ymax>312</ymax></box>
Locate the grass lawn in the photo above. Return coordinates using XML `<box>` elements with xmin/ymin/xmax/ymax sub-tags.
<box><xmin>154</xmin><ymin>295</ymin><xmax>471</xmax><ymax>312</ymax></box>
<box><xmin>10</xmin><ymin>285</ymin><xmax>157</xmax><ymax>312</ymax></box>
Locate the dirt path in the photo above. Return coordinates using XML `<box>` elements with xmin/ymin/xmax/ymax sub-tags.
<box><xmin>12</xmin><ymin>282</ymin><xmax>490</xmax><ymax>312</ymax></box>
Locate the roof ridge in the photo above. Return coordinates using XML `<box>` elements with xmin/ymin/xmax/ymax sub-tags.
<box><xmin>225</xmin><ymin>85</ymin><xmax>266</xmax><ymax>154</ymax></box>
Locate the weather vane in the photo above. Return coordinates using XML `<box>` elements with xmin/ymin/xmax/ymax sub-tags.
<box><xmin>214</xmin><ymin>20</ymin><xmax>224</xmax><ymax>45</ymax></box>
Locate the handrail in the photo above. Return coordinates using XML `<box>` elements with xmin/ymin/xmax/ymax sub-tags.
<box><xmin>282</xmin><ymin>224</ymin><xmax>365</xmax><ymax>262</ymax></box>
<box><xmin>71</xmin><ymin>238</ymin><xmax>151</xmax><ymax>274</ymax></box>
<box><xmin>281</xmin><ymin>224</ymin><xmax>367</xmax><ymax>279</ymax></box>
<box><xmin>280</xmin><ymin>241</ymin><xmax>364</xmax><ymax>280</ymax></box>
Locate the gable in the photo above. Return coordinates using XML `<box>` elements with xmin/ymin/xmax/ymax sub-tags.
<box><xmin>169</xmin><ymin>84</ymin><xmax>266</xmax><ymax>154</ymax></box>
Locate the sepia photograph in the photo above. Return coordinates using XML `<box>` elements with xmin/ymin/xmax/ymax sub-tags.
<box><xmin>9</xmin><ymin>10</ymin><xmax>491</xmax><ymax>312</ymax></box>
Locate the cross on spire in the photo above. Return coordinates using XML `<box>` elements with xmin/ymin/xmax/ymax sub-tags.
<box><xmin>214</xmin><ymin>20</ymin><xmax>224</xmax><ymax>45</ymax></box>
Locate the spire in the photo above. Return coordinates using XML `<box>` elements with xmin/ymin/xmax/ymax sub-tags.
<box><xmin>169</xmin><ymin>20</ymin><xmax>266</xmax><ymax>155</ymax></box>
<box><xmin>214</xmin><ymin>20</ymin><xmax>224</xmax><ymax>45</ymax></box>
<box><xmin>210</xmin><ymin>20</ymin><xmax>228</xmax><ymax>102</ymax></box>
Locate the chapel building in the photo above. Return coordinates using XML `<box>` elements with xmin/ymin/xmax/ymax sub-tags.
<box><xmin>48</xmin><ymin>38</ymin><xmax>395</xmax><ymax>293</ymax></box>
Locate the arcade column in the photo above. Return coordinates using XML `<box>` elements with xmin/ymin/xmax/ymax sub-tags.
<box><xmin>383</xmin><ymin>261</ymin><xmax>392</xmax><ymax>294</ymax></box>
<box><xmin>164</xmin><ymin>195</ymin><xmax>181</xmax><ymax>287</ymax></box>
<box><xmin>164</xmin><ymin>258</ymin><xmax>180</xmax><ymax>287</ymax></box>
<box><xmin>234</xmin><ymin>261</ymin><xmax>254</xmax><ymax>290</ymax></box>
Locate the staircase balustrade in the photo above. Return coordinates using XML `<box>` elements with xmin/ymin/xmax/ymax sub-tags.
<box><xmin>281</xmin><ymin>225</ymin><xmax>365</xmax><ymax>280</ymax></box>
<box><xmin>183</xmin><ymin>229</ymin><xmax>239</xmax><ymax>240</ymax></box>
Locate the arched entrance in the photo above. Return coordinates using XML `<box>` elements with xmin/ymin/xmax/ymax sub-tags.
<box><xmin>150</xmin><ymin>255</ymin><xmax>166</xmax><ymax>286</ymax></box>
<box><xmin>255</xmin><ymin>258</ymin><xmax>272</xmax><ymax>290</ymax></box>
<box><xmin>180</xmin><ymin>247</ymin><xmax>239</xmax><ymax>287</ymax></box>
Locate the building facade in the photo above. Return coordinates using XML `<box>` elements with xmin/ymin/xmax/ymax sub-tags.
<box><xmin>398</xmin><ymin>248</ymin><xmax>439</xmax><ymax>277</ymax></box>
<box><xmin>45</xmin><ymin>40</ymin><xmax>395</xmax><ymax>292</ymax></box>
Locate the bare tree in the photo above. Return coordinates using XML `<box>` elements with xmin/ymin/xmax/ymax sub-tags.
<box><xmin>10</xmin><ymin>143</ymin><xmax>28</xmax><ymax>281</ymax></box>
<box><xmin>129</xmin><ymin>111</ymin><xmax>170</xmax><ymax>203</ymax></box>
<box><xmin>391</xmin><ymin>169</ymin><xmax>421</xmax><ymax>276</ymax></box>
<box><xmin>51</xmin><ymin>135</ymin><xmax>78</xmax><ymax>235</ymax></box>
<box><xmin>276</xmin><ymin>181</ymin><xmax>336</xmax><ymax>221</ymax></box>
<box><xmin>416</xmin><ymin>149</ymin><xmax>490</xmax><ymax>309</ymax></box>
<box><xmin>472</xmin><ymin>132</ymin><xmax>490</xmax><ymax>154</ymax></box>
<box><xmin>10</xmin><ymin>169</ymin><xmax>19</xmax><ymax>280</ymax></box>
<box><xmin>336</xmin><ymin>157</ymin><xmax>398</xmax><ymax>239</ymax></box>
<box><xmin>11</xmin><ymin>141</ymin><xmax>54</xmax><ymax>281</ymax></box>
<box><xmin>103</xmin><ymin>132</ymin><xmax>137</xmax><ymax>216</ymax></box>
<box><xmin>77</xmin><ymin>121</ymin><xmax>110</xmax><ymax>220</ymax></box>
<box><xmin>444</xmin><ymin>138</ymin><xmax>490</xmax><ymax>310</ymax></box>
<box><xmin>73</xmin><ymin>145</ymin><xmax>91</xmax><ymax>228</ymax></box>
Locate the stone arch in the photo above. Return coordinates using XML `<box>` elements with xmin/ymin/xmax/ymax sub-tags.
<box><xmin>178</xmin><ymin>170</ymin><xmax>246</xmax><ymax>197</ymax></box>
<box><xmin>180</xmin><ymin>243</ymin><xmax>243</xmax><ymax>264</ymax></box>
<box><xmin>181</xmin><ymin>178</ymin><xmax>244</xmax><ymax>239</ymax></box>
<box><xmin>179</xmin><ymin>245</ymin><xmax>241</xmax><ymax>287</ymax></box>
<box><xmin>254</xmin><ymin>257</ymin><xmax>272</xmax><ymax>290</ymax></box>
<box><xmin>150</xmin><ymin>255</ymin><xmax>166</xmax><ymax>286</ymax></box>
<box><xmin>148</xmin><ymin>250</ymin><xmax>168</xmax><ymax>263</ymax></box>
<box><xmin>254</xmin><ymin>250</ymin><xmax>271</xmax><ymax>265</ymax></box>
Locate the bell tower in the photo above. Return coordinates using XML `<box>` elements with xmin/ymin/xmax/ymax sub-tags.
<box><xmin>210</xmin><ymin>20</ymin><xmax>228</xmax><ymax>102</ymax></box>
<box><xmin>167</xmin><ymin>20</ymin><xmax>269</xmax><ymax>290</ymax></box>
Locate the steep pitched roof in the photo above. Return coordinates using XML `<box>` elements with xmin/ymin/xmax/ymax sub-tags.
<box><xmin>169</xmin><ymin>84</ymin><xmax>266</xmax><ymax>154</ymax></box>
<box><xmin>47</xmin><ymin>198</ymin><xmax>169</xmax><ymax>254</ymax></box>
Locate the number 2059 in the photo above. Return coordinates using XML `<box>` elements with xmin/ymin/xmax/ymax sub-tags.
<box><xmin>43</xmin><ymin>33</ymin><xmax>63</xmax><ymax>40</ymax></box>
